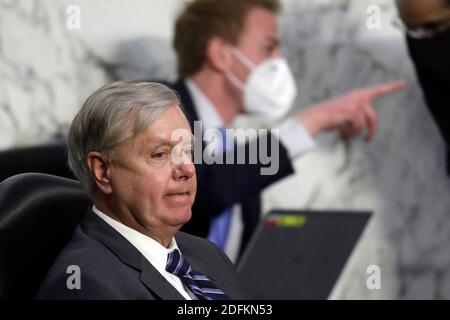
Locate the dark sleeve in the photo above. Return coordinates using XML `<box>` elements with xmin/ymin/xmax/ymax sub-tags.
<box><xmin>181</xmin><ymin>131</ymin><xmax>294</xmax><ymax>237</ymax></box>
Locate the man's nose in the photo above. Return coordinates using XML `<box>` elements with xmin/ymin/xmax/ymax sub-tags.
<box><xmin>173</xmin><ymin>158</ymin><xmax>196</xmax><ymax>180</ymax></box>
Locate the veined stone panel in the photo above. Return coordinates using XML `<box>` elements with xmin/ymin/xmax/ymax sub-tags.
<box><xmin>0</xmin><ymin>0</ymin><xmax>108</xmax><ymax>149</ymax></box>
<box><xmin>263</xmin><ymin>0</ymin><xmax>450</xmax><ymax>299</ymax></box>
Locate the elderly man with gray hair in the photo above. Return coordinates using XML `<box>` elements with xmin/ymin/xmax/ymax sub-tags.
<box><xmin>36</xmin><ymin>80</ymin><xmax>248</xmax><ymax>300</ymax></box>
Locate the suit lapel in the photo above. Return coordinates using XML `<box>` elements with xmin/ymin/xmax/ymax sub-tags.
<box><xmin>81</xmin><ymin>210</ymin><xmax>185</xmax><ymax>300</ymax></box>
<box><xmin>139</xmin><ymin>267</ymin><xmax>185</xmax><ymax>300</ymax></box>
<box><xmin>171</xmin><ymin>79</ymin><xmax>200</xmax><ymax>128</ymax></box>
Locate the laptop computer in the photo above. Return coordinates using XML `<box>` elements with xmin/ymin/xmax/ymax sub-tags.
<box><xmin>237</xmin><ymin>209</ymin><xmax>371</xmax><ymax>300</ymax></box>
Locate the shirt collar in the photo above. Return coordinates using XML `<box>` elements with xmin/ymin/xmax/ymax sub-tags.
<box><xmin>92</xmin><ymin>205</ymin><xmax>179</xmax><ymax>275</ymax></box>
<box><xmin>185</xmin><ymin>78</ymin><xmax>224</xmax><ymax>129</ymax></box>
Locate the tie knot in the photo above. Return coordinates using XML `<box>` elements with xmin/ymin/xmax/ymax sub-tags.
<box><xmin>165</xmin><ymin>249</ymin><xmax>229</xmax><ymax>300</ymax></box>
<box><xmin>166</xmin><ymin>249</ymin><xmax>191</xmax><ymax>277</ymax></box>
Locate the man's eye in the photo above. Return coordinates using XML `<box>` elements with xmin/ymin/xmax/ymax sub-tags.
<box><xmin>152</xmin><ymin>152</ymin><xmax>167</xmax><ymax>159</ymax></box>
<box><xmin>265</xmin><ymin>46</ymin><xmax>275</xmax><ymax>55</ymax></box>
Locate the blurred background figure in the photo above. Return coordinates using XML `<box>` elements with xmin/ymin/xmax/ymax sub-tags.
<box><xmin>169</xmin><ymin>0</ymin><xmax>404</xmax><ymax>263</ymax></box>
<box><xmin>396</xmin><ymin>0</ymin><xmax>450</xmax><ymax>174</ymax></box>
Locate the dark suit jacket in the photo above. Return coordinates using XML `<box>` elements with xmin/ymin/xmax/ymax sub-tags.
<box><xmin>36</xmin><ymin>210</ymin><xmax>249</xmax><ymax>300</ymax></box>
<box><xmin>171</xmin><ymin>80</ymin><xmax>295</xmax><ymax>253</ymax></box>
<box><xmin>406</xmin><ymin>35</ymin><xmax>450</xmax><ymax>174</ymax></box>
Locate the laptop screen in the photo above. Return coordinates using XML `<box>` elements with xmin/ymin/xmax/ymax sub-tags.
<box><xmin>237</xmin><ymin>210</ymin><xmax>371</xmax><ymax>299</ymax></box>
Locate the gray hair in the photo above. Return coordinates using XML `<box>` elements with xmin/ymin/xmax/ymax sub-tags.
<box><xmin>67</xmin><ymin>80</ymin><xmax>181</xmax><ymax>196</ymax></box>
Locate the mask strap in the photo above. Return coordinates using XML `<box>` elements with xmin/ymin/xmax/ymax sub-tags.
<box><xmin>224</xmin><ymin>70</ymin><xmax>245</xmax><ymax>91</ymax></box>
<box><xmin>228</xmin><ymin>45</ymin><xmax>256</xmax><ymax>70</ymax></box>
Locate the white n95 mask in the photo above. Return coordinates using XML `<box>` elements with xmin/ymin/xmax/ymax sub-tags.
<box><xmin>225</xmin><ymin>46</ymin><xmax>297</xmax><ymax>119</ymax></box>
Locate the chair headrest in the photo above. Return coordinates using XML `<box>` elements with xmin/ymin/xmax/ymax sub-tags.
<box><xmin>0</xmin><ymin>173</ymin><xmax>91</xmax><ymax>299</ymax></box>
<box><xmin>0</xmin><ymin>144</ymin><xmax>73</xmax><ymax>183</ymax></box>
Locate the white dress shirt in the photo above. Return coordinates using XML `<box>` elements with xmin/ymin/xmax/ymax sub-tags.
<box><xmin>185</xmin><ymin>79</ymin><xmax>316</xmax><ymax>262</ymax></box>
<box><xmin>186</xmin><ymin>80</ymin><xmax>244</xmax><ymax>262</ymax></box>
<box><xmin>92</xmin><ymin>206</ymin><xmax>195</xmax><ymax>300</ymax></box>
<box><xmin>185</xmin><ymin>79</ymin><xmax>316</xmax><ymax>162</ymax></box>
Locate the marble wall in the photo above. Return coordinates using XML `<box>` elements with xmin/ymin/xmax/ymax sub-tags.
<box><xmin>263</xmin><ymin>0</ymin><xmax>450</xmax><ymax>299</ymax></box>
<box><xmin>0</xmin><ymin>0</ymin><xmax>108</xmax><ymax>150</ymax></box>
<box><xmin>1</xmin><ymin>0</ymin><xmax>449</xmax><ymax>299</ymax></box>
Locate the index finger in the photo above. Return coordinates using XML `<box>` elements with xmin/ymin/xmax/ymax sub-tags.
<box><xmin>364</xmin><ymin>80</ymin><xmax>406</xmax><ymax>100</ymax></box>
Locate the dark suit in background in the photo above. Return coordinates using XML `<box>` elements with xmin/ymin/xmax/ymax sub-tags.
<box><xmin>36</xmin><ymin>210</ymin><xmax>249</xmax><ymax>300</ymax></box>
<box><xmin>406</xmin><ymin>31</ymin><xmax>450</xmax><ymax>174</ymax></box>
<box><xmin>171</xmin><ymin>80</ymin><xmax>295</xmax><ymax>253</ymax></box>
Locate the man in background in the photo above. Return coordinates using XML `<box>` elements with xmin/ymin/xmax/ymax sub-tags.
<box><xmin>397</xmin><ymin>0</ymin><xmax>450</xmax><ymax>174</ymax></box>
<box><xmin>172</xmin><ymin>0</ymin><xmax>405</xmax><ymax>260</ymax></box>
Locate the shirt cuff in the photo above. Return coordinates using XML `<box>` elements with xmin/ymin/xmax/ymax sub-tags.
<box><xmin>277</xmin><ymin>118</ymin><xmax>316</xmax><ymax>159</ymax></box>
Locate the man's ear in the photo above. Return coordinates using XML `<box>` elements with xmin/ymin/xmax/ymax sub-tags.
<box><xmin>205</xmin><ymin>37</ymin><xmax>233</xmax><ymax>72</ymax></box>
<box><xmin>87</xmin><ymin>151</ymin><xmax>112</xmax><ymax>195</ymax></box>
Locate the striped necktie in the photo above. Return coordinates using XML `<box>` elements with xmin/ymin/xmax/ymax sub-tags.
<box><xmin>166</xmin><ymin>249</ymin><xmax>229</xmax><ymax>300</ymax></box>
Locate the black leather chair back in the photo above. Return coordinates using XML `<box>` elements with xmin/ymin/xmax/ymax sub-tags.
<box><xmin>0</xmin><ymin>173</ymin><xmax>90</xmax><ymax>299</ymax></box>
<box><xmin>0</xmin><ymin>144</ymin><xmax>73</xmax><ymax>183</ymax></box>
